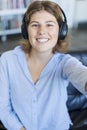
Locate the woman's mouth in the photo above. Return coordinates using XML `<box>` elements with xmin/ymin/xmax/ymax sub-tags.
<box><xmin>36</xmin><ymin>38</ymin><xmax>49</xmax><ymax>43</ymax></box>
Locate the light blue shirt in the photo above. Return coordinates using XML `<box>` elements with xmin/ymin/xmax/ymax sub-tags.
<box><xmin>0</xmin><ymin>46</ymin><xmax>87</xmax><ymax>130</ymax></box>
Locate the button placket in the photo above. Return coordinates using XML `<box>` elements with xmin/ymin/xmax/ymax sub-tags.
<box><xmin>32</xmin><ymin>90</ymin><xmax>38</xmax><ymax>130</ymax></box>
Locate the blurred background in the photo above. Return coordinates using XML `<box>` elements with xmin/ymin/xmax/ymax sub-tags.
<box><xmin>0</xmin><ymin>0</ymin><xmax>87</xmax><ymax>55</ymax></box>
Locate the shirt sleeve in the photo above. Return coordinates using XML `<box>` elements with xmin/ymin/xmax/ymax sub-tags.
<box><xmin>62</xmin><ymin>54</ymin><xmax>87</xmax><ymax>97</ymax></box>
<box><xmin>0</xmin><ymin>54</ymin><xmax>23</xmax><ymax>130</ymax></box>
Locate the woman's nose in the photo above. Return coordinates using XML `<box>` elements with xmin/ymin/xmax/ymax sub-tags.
<box><xmin>38</xmin><ymin>25</ymin><xmax>46</xmax><ymax>35</ymax></box>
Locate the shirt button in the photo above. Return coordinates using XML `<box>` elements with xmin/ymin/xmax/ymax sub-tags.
<box><xmin>33</xmin><ymin>112</ymin><xmax>36</xmax><ymax>117</ymax></box>
<box><xmin>34</xmin><ymin>113</ymin><xmax>36</xmax><ymax>115</ymax></box>
<box><xmin>33</xmin><ymin>99</ymin><xmax>36</xmax><ymax>103</ymax></box>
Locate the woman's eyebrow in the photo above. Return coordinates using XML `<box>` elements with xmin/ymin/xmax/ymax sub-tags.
<box><xmin>30</xmin><ymin>21</ymin><xmax>39</xmax><ymax>24</ymax></box>
<box><xmin>46</xmin><ymin>20</ymin><xmax>56</xmax><ymax>23</ymax></box>
<box><xmin>46</xmin><ymin>21</ymin><xmax>57</xmax><ymax>24</ymax></box>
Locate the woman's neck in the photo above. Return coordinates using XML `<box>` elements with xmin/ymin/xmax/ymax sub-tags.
<box><xmin>27</xmin><ymin>49</ymin><xmax>53</xmax><ymax>65</ymax></box>
<box><xmin>26</xmin><ymin>50</ymin><xmax>54</xmax><ymax>84</ymax></box>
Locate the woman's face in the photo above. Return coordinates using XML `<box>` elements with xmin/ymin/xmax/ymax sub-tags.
<box><xmin>28</xmin><ymin>10</ymin><xmax>59</xmax><ymax>54</ymax></box>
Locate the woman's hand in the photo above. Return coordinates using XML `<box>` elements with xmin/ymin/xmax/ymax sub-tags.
<box><xmin>20</xmin><ymin>127</ymin><xmax>26</xmax><ymax>130</ymax></box>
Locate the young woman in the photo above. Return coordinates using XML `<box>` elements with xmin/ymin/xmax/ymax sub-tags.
<box><xmin>0</xmin><ymin>1</ymin><xmax>87</xmax><ymax>130</ymax></box>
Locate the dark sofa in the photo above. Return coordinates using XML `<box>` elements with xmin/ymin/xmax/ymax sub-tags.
<box><xmin>0</xmin><ymin>51</ymin><xmax>87</xmax><ymax>130</ymax></box>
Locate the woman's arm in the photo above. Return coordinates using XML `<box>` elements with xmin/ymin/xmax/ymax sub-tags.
<box><xmin>62</xmin><ymin>54</ymin><xmax>87</xmax><ymax>96</ymax></box>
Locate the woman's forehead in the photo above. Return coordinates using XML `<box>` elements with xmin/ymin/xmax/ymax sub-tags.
<box><xmin>30</xmin><ymin>10</ymin><xmax>57</xmax><ymax>22</ymax></box>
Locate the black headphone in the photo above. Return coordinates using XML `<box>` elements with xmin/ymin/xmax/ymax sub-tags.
<box><xmin>21</xmin><ymin>5</ymin><xmax>68</xmax><ymax>40</ymax></box>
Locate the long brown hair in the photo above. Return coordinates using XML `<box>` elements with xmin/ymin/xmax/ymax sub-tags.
<box><xmin>20</xmin><ymin>0</ymin><xmax>69</xmax><ymax>53</ymax></box>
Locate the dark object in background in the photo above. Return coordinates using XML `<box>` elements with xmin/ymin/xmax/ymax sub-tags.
<box><xmin>67</xmin><ymin>51</ymin><xmax>87</xmax><ymax>130</ymax></box>
<box><xmin>78</xmin><ymin>22</ymin><xmax>87</xmax><ymax>30</ymax></box>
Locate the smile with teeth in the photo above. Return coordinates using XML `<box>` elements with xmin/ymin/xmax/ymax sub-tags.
<box><xmin>36</xmin><ymin>38</ymin><xmax>49</xmax><ymax>43</ymax></box>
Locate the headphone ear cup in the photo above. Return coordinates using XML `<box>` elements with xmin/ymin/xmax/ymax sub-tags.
<box><xmin>59</xmin><ymin>21</ymin><xmax>68</xmax><ymax>40</ymax></box>
<box><xmin>21</xmin><ymin>14</ymin><xmax>28</xmax><ymax>39</ymax></box>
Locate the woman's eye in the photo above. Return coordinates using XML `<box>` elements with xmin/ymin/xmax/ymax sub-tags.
<box><xmin>32</xmin><ymin>24</ymin><xmax>39</xmax><ymax>27</ymax></box>
<box><xmin>47</xmin><ymin>24</ymin><xmax>53</xmax><ymax>27</ymax></box>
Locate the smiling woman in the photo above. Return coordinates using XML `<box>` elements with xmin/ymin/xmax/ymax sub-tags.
<box><xmin>21</xmin><ymin>0</ymin><xmax>69</xmax><ymax>54</ymax></box>
<box><xmin>0</xmin><ymin>1</ymin><xmax>87</xmax><ymax>130</ymax></box>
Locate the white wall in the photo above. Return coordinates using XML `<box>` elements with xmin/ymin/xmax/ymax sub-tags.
<box><xmin>50</xmin><ymin>0</ymin><xmax>76</xmax><ymax>28</ymax></box>
<box><xmin>74</xmin><ymin>0</ymin><xmax>87</xmax><ymax>27</ymax></box>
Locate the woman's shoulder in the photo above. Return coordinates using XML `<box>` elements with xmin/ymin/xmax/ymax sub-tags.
<box><xmin>55</xmin><ymin>52</ymin><xmax>73</xmax><ymax>60</ymax></box>
<box><xmin>0</xmin><ymin>46</ymin><xmax>24</xmax><ymax>59</ymax></box>
<box><xmin>54</xmin><ymin>52</ymin><xmax>79</xmax><ymax>65</ymax></box>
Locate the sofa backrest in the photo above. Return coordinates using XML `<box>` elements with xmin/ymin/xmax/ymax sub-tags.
<box><xmin>67</xmin><ymin>51</ymin><xmax>87</xmax><ymax>111</ymax></box>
